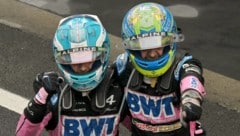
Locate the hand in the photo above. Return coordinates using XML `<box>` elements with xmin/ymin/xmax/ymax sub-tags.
<box><xmin>180</xmin><ymin>90</ymin><xmax>203</xmax><ymax>126</ymax></box>
<box><xmin>36</xmin><ymin>71</ymin><xmax>63</xmax><ymax>94</ymax></box>
<box><xmin>181</xmin><ymin>102</ymin><xmax>202</xmax><ymax>122</ymax></box>
<box><xmin>33</xmin><ymin>71</ymin><xmax>63</xmax><ymax>104</ymax></box>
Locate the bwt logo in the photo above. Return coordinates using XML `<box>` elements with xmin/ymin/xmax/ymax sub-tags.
<box><xmin>63</xmin><ymin>116</ymin><xmax>118</xmax><ymax>136</ymax></box>
<box><xmin>126</xmin><ymin>91</ymin><xmax>175</xmax><ymax>118</ymax></box>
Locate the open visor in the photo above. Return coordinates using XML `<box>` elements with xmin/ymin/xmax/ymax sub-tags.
<box><xmin>55</xmin><ymin>47</ymin><xmax>106</xmax><ymax>64</ymax></box>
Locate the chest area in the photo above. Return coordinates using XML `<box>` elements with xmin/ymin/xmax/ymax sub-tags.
<box><xmin>60</xmin><ymin>114</ymin><xmax>120</xmax><ymax>136</ymax></box>
<box><xmin>61</xmin><ymin>88</ymin><xmax>124</xmax><ymax>116</ymax></box>
<box><xmin>125</xmin><ymin>88</ymin><xmax>180</xmax><ymax>124</ymax></box>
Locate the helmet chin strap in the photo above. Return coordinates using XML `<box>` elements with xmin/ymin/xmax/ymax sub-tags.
<box><xmin>82</xmin><ymin>91</ymin><xmax>91</xmax><ymax>101</ymax></box>
<box><xmin>143</xmin><ymin>76</ymin><xmax>158</xmax><ymax>88</ymax></box>
<box><xmin>150</xmin><ymin>78</ymin><xmax>158</xmax><ymax>88</ymax></box>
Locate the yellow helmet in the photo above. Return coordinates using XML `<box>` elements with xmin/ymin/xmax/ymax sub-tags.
<box><xmin>121</xmin><ymin>2</ymin><xmax>184</xmax><ymax>77</ymax></box>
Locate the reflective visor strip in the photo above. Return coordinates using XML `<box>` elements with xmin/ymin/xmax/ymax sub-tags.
<box><xmin>123</xmin><ymin>32</ymin><xmax>175</xmax><ymax>50</ymax></box>
<box><xmin>55</xmin><ymin>47</ymin><xmax>106</xmax><ymax>64</ymax></box>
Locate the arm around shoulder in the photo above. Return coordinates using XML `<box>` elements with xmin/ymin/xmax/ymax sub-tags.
<box><xmin>112</xmin><ymin>52</ymin><xmax>133</xmax><ymax>87</ymax></box>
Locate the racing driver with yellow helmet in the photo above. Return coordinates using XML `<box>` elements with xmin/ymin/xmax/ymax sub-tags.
<box><xmin>116</xmin><ymin>2</ymin><xmax>206</xmax><ymax>136</ymax></box>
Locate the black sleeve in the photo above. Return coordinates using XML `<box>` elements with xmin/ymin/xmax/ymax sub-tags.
<box><xmin>111</xmin><ymin>61</ymin><xmax>133</xmax><ymax>88</ymax></box>
<box><xmin>180</xmin><ymin>57</ymin><xmax>204</xmax><ymax>84</ymax></box>
<box><xmin>110</xmin><ymin>62</ymin><xmax>132</xmax><ymax>121</ymax></box>
<box><xmin>24</xmin><ymin>99</ymin><xmax>47</xmax><ymax>123</ymax></box>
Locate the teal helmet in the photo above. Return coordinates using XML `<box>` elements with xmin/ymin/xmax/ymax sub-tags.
<box><xmin>53</xmin><ymin>14</ymin><xmax>110</xmax><ymax>92</ymax></box>
<box><xmin>122</xmin><ymin>2</ymin><xmax>184</xmax><ymax>77</ymax></box>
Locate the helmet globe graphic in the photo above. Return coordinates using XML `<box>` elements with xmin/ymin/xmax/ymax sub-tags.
<box><xmin>53</xmin><ymin>14</ymin><xmax>110</xmax><ymax>92</ymax></box>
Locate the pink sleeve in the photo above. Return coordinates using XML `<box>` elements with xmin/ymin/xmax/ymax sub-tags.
<box><xmin>180</xmin><ymin>75</ymin><xmax>206</xmax><ymax>97</ymax></box>
<box><xmin>16</xmin><ymin>112</ymin><xmax>52</xmax><ymax>136</ymax></box>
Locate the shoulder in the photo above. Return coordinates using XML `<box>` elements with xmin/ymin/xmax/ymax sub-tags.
<box><xmin>174</xmin><ymin>50</ymin><xmax>203</xmax><ymax>81</ymax></box>
<box><xmin>115</xmin><ymin>52</ymin><xmax>130</xmax><ymax>75</ymax></box>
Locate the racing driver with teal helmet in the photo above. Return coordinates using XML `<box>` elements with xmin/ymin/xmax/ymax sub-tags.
<box><xmin>16</xmin><ymin>14</ymin><xmax>128</xmax><ymax>136</ymax></box>
<box><xmin>116</xmin><ymin>2</ymin><xmax>206</xmax><ymax>136</ymax></box>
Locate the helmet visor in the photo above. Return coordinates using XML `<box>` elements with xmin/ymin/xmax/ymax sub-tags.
<box><xmin>123</xmin><ymin>34</ymin><xmax>174</xmax><ymax>50</ymax></box>
<box><xmin>55</xmin><ymin>47</ymin><xmax>106</xmax><ymax>64</ymax></box>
